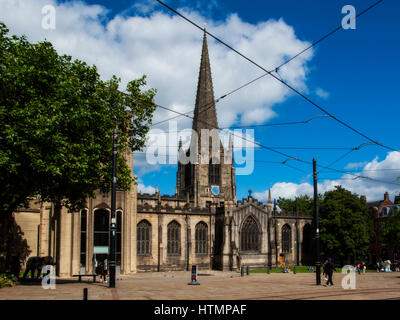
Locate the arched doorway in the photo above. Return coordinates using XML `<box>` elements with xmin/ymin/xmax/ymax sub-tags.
<box><xmin>302</xmin><ymin>224</ymin><xmax>313</xmax><ymax>265</ymax></box>
<box><xmin>93</xmin><ymin>209</ymin><xmax>109</xmax><ymax>266</ymax></box>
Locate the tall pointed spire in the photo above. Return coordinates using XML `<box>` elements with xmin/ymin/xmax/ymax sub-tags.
<box><xmin>192</xmin><ymin>30</ymin><xmax>218</xmax><ymax>135</ymax></box>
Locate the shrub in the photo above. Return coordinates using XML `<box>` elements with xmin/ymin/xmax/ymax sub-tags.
<box><xmin>0</xmin><ymin>273</ymin><xmax>17</xmax><ymax>288</ymax></box>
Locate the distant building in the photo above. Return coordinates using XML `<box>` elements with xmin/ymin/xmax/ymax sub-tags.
<box><xmin>367</xmin><ymin>192</ymin><xmax>400</xmax><ymax>263</ymax></box>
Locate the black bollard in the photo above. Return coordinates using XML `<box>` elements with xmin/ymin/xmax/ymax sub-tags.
<box><xmin>294</xmin><ymin>266</ymin><xmax>296</xmax><ymax>274</ymax></box>
<box><xmin>241</xmin><ymin>266</ymin><xmax>244</xmax><ymax>277</ymax></box>
<box><xmin>83</xmin><ymin>288</ymin><xmax>88</xmax><ymax>301</ymax></box>
<box><xmin>267</xmin><ymin>266</ymin><xmax>270</xmax><ymax>274</ymax></box>
<box><xmin>246</xmin><ymin>265</ymin><xmax>250</xmax><ymax>276</ymax></box>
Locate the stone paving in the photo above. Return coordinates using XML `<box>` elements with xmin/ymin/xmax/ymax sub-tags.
<box><xmin>1</xmin><ymin>271</ymin><xmax>400</xmax><ymax>300</ymax></box>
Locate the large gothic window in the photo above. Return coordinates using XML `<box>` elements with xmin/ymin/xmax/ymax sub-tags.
<box><xmin>167</xmin><ymin>221</ymin><xmax>181</xmax><ymax>255</ymax></box>
<box><xmin>240</xmin><ymin>216</ymin><xmax>260</xmax><ymax>252</ymax></box>
<box><xmin>116</xmin><ymin>210</ymin><xmax>122</xmax><ymax>265</ymax></box>
<box><xmin>80</xmin><ymin>209</ymin><xmax>87</xmax><ymax>267</ymax></box>
<box><xmin>282</xmin><ymin>224</ymin><xmax>292</xmax><ymax>253</ymax></box>
<box><xmin>94</xmin><ymin>209</ymin><xmax>109</xmax><ymax>247</ymax></box>
<box><xmin>137</xmin><ymin>220</ymin><xmax>151</xmax><ymax>255</ymax></box>
<box><xmin>209</xmin><ymin>159</ymin><xmax>220</xmax><ymax>185</ymax></box>
<box><xmin>195</xmin><ymin>222</ymin><xmax>208</xmax><ymax>254</ymax></box>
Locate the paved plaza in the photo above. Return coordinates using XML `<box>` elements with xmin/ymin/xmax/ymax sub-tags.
<box><xmin>0</xmin><ymin>271</ymin><xmax>400</xmax><ymax>300</ymax></box>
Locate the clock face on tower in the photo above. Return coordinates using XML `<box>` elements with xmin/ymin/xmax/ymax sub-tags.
<box><xmin>211</xmin><ymin>185</ymin><xmax>220</xmax><ymax>196</ymax></box>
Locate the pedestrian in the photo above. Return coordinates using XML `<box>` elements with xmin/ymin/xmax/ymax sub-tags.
<box><xmin>323</xmin><ymin>258</ymin><xmax>336</xmax><ymax>286</ymax></box>
<box><xmin>362</xmin><ymin>261</ymin><xmax>366</xmax><ymax>274</ymax></box>
<box><xmin>356</xmin><ymin>263</ymin><xmax>361</xmax><ymax>275</ymax></box>
<box><xmin>322</xmin><ymin>260</ymin><xmax>328</xmax><ymax>282</ymax></box>
<box><xmin>103</xmin><ymin>258</ymin><xmax>108</xmax><ymax>283</ymax></box>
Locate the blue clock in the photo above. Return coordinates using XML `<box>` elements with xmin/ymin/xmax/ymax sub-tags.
<box><xmin>211</xmin><ymin>185</ymin><xmax>220</xmax><ymax>196</ymax></box>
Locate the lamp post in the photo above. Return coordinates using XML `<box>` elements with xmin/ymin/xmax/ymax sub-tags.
<box><xmin>109</xmin><ymin>129</ymin><xmax>118</xmax><ymax>288</ymax></box>
<box><xmin>313</xmin><ymin>158</ymin><xmax>321</xmax><ymax>285</ymax></box>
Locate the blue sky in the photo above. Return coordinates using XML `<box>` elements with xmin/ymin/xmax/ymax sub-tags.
<box><xmin>1</xmin><ymin>0</ymin><xmax>399</xmax><ymax>201</ymax></box>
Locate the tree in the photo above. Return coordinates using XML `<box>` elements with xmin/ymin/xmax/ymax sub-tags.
<box><xmin>319</xmin><ymin>186</ymin><xmax>373</xmax><ymax>265</ymax></box>
<box><xmin>277</xmin><ymin>195</ymin><xmax>314</xmax><ymax>213</ymax></box>
<box><xmin>0</xmin><ymin>22</ymin><xmax>157</xmax><ymax>270</ymax></box>
<box><xmin>380</xmin><ymin>206</ymin><xmax>400</xmax><ymax>255</ymax></box>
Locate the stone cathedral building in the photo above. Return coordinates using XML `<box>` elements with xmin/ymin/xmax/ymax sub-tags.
<box><xmin>13</xmin><ymin>32</ymin><xmax>313</xmax><ymax>277</ymax></box>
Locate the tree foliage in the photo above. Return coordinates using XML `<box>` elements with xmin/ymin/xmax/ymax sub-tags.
<box><xmin>278</xmin><ymin>186</ymin><xmax>373</xmax><ymax>264</ymax></box>
<box><xmin>319</xmin><ymin>186</ymin><xmax>373</xmax><ymax>264</ymax></box>
<box><xmin>277</xmin><ymin>195</ymin><xmax>314</xmax><ymax>213</ymax></box>
<box><xmin>0</xmin><ymin>22</ymin><xmax>157</xmax><ymax>216</ymax></box>
<box><xmin>380</xmin><ymin>206</ymin><xmax>400</xmax><ymax>251</ymax></box>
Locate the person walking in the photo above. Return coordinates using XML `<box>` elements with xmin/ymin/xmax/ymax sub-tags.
<box><xmin>322</xmin><ymin>259</ymin><xmax>328</xmax><ymax>282</ymax></box>
<box><xmin>323</xmin><ymin>258</ymin><xmax>336</xmax><ymax>286</ymax></box>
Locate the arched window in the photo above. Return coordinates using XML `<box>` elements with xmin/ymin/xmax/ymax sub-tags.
<box><xmin>195</xmin><ymin>222</ymin><xmax>208</xmax><ymax>254</ymax></box>
<box><xmin>167</xmin><ymin>221</ymin><xmax>181</xmax><ymax>255</ymax></box>
<box><xmin>302</xmin><ymin>224</ymin><xmax>313</xmax><ymax>264</ymax></box>
<box><xmin>80</xmin><ymin>209</ymin><xmax>87</xmax><ymax>267</ymax></box>
<box><xmin>137</xmin><ymin>220</ymin><xmax>151</xmax><ymax>255</ymax></box>
<box><xmin>209</xmin><ymin>159</ymin><xmax>220</xmax><ymax>185</ymax></box>
<box><xmin>116</xmin><ymin>210</ymin><xmax>122</xmax><ymax>265</ymax></box>
<box><xmin>240</xmin><ymin>216</ymin><xmax>260</xmax><ymax>252</ymax></box>
<box><xmin>94</xmin><ymin>209</ymin><xmax>109</xmax><ymax>247</ymax></box>
<box><xmin>282</xmin><ymin>224</ymin><xmax>292</xmax><ymax>253</ymax></box>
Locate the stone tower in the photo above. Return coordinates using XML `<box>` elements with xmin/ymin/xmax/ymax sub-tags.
<box><xmin>176</xmin><ymin>31</ymin><xmax>236</xmax><ymax>208</ymax></box>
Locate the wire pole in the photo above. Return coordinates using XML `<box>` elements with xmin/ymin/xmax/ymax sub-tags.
<box><xmin>313</xmin><ymin>158</ymin><xmax>321</xmax><ymax>285</ymax></box>
<box><xmin>109</xmin><ymin>129</ymin><xmax>118</xmax><ymax>288</ymax></box>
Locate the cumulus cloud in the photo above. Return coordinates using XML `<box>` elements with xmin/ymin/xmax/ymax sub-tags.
<box><xmin>254</xmin><ymin>151</ymin><xmax>400</xmax><ymax>202</ymax></box>
<box><xmin>345</xmin><ymin>161</ymin><xmax>368</xmax><ymax>169</ymax></box>
<box><xmin>0</xmin><ymin>0</ymin><xmax>315</xmax><ymax>174</ymax></box>
<box><xmin>315</xmin><ymin>87</ymin><xmax>330</xmax><ymax>99</ymax></box>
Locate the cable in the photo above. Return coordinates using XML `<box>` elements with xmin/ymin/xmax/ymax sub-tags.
<box><xmin>155</xmin><ymin>0</ymin><xmax>398</xmax><ymax>153</ymax></box>
<box><xmin>154</xmin><ymin>102</ymin><xmax>400</xmax><ymax>187</ymax></box>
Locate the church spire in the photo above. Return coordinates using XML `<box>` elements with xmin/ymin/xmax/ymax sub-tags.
<box><xmin>192</xmin><ymin>30</ymin><xmax>218</xmax><ymax>135</ymax></box>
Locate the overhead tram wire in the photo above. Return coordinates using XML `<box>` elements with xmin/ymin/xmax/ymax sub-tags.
<box><xmin>155</xmin><ymin>0</ymin><xmax>398</xmax><ymax>153</ymax></box>
<box><xmin>153</xmin><ymin>102</ymin><xmax>400</xmax><ymax>187</ymax></box>
<box><xmin>151</xmin><ymin>0</ymin><xmax>377</xmax><ymax>129</ymax></box>
<box><xmin>152</xmin><ymin>0</ymin><xmax>383</xmax><ymax>128</ymax></box>
<box><xmin>157</xmin><ymin>115</ymin><xmax>331</xmax><ymax>132</ymax></box>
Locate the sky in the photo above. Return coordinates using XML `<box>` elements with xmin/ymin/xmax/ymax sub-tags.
<box><xmin>1</xmin><ymin>0</ymin><xmax>400</xmax><ymax>202</ymax></box>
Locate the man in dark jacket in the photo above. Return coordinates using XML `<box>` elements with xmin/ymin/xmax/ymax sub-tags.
<box><xmin>323</xmin><ymin>258</ymin><xmax>336</xmax><ymax>286</ymax></box>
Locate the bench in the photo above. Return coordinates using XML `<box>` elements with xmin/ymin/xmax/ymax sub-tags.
<box><xmin>72</xmin><ymin>274</ymin><xmax>97</xmax><ymax>283</ymax></box>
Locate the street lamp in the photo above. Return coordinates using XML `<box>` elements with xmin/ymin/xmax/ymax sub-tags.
<box><xmin>109</xmin><ymin>129</ymin><xmax>118</xmax><ymax>288</ymax></box>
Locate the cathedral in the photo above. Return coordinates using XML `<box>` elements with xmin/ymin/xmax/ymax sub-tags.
<box><xmin>13</xmin><ymin>32</ymin><xmax>313</xmax><ymax>277</ymax></box>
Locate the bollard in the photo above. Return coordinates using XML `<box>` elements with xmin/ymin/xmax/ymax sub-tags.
<box><xmin>246</xmin><ymin>265</ymin><xmax>250</xmax><ymax>276</ymax></box>
<box><xmin>83</xmin><ymin>288</ymin><xmax>88</xmax><ymax>301</ymax></box>
<box><xmin>267</xmin><ymin>266</ymin><xmax>270</xmax><ymax>274</ymax></box>
<box><xmin>241</xmin><ymin>266</ymin><xmax>244</xmax><ymax>277</ymax></box>
<box><xmin>294</xmin><ymin>266</ymin><xmax>296</xmax><ymax>274</ymax></box>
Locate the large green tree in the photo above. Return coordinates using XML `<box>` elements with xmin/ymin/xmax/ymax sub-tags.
<box><xmin>277</xmin><ymin>195</ymin><xmax>314</xmax><ymax>213</ymax></box>
<box><xmin>319</xmin><ymin>186</ymin><xmax>373</xmax><ymax>265</ymax></box>
<box><xmin>0</xmin><ymin>22</ymin><xmax>156</xmax><ymax>271</ymax></box>
<box><xmin>380</xmin><ymin>206</ymin><xmax>400</xmax><ymax>254</ymax></box>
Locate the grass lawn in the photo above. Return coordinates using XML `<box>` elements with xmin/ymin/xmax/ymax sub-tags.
<box><xmin>237</xmin><ymin>266</ymin><xmax>378</xmax><ymax>274</ymax></box>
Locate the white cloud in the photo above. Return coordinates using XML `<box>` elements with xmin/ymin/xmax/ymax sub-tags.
<box><xmin>0</xmin><ymin>0</ymin><xmax>314</xmax><ymax>174</ymax></box>
<box><xmin>315</xmin><ymin>87</ymin><xmax>330</xmax><ymax>99</ymax></box>
<box><xmin>345</xmin><ymin>161</ymin><xmax>368</xmax><ymax>169</ymax></box>
<box><xmin>254</xmin><ymin>151</ymin><xmax>400</xmax><ymax>202</ymax></box>
<box><xmin>137</xmin><ymin>182</ymin><xmax>156</xmax><ymax>194</ymax></box>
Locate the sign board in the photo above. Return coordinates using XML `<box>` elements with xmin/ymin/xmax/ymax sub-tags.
<box><xmin>94</xmin><ymin>246</ymin><xmax>109</xmax><ymax>254</ymax></box>
<box><xmin>188</xmin><ymin>265</ymin><xmax>200</xmax><ymax>285</ymax></box>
